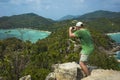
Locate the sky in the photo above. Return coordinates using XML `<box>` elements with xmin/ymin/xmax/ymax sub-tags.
<box><xmin>0</xmin><ymin>0</ymin><xmax>120</xmax><ymax>20</ymax></box>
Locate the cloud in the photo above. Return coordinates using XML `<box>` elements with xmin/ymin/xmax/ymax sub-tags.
<box><xmin>101</xmin><ymin>0</ymin><xmax>120</xmax><ymax>11</ymax></box>
<box><xmin>80</xmin><ymin>0</ymin><xmax>85</xmax><ymax>3</ymax></box>
<box><xmin>103</xmin><ymin>0</ymin><xmax>120</xmax><ymax>5</ymax></box>
<box><xmin>45</xmin><ymin>5</ymin><xmax>50</xmax><ymax>10</ymax></box>
<box><xmin>10</xmin><ymin>0</ymin><xmax>41</xmax><ymax>5</ymax></box>
<box><xmin>74</xmin><ymin>0</ymin><xmax>85</xmax><ymax>3</ymax></box>
<box><xmin>9</xmin><ymin>0</ymin><xmax>43</xmax><ymax>11</ymax></box>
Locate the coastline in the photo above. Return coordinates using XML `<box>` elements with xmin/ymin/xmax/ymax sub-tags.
<box><xmin>0</xmin><ymin>28</ymin><xmax>51</xmax><ymax>43</ymax></box>
<box><xmin>107</xmin><ymin>32</ymin><xmax>120</xmax><ymax>35</ymax></box>
<box><xmin>23</xmin><ymin>28</ymin><xmax>51</xmax><ymax>34</ymax></box>
<box><xmin>106</xmin><ymin>32</ymin><xmax>120</xmax><ymax>62</ymax></box>
<box><xmin>0</xmin><ymin>28</ymin><xmax>51</xmax><ymax>34</ymax></box>
<box><xmin>106</xmin><ymin>32</ymin><xmax>120</xmax><ymax>44</ymax></box>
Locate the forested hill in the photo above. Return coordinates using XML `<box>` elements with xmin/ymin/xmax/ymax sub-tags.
<box><xmin>75</xmin><ymin>10</ymin><xmax>120</xmax><ymax>33</ymax></box>
<box><xmin>0</xmin><ymin>13</ymin><xmax>55</xmax><ymax>31</ymax></box>
<box><xmin>0</xmin><ymin>10</ymin><xmax>120</xmax><ymax>32</ymax></box>
<box><xmin>59</xmin><ymin>10</ymin><xmax>120</xmax><ymax>21</ymax></box>
<box><xmin>58</xmin><ymin>15</ymin><xmax>77</xmax><ymax>21</ymax></box>
<box><xmin>76</xmin><ymin>10</ymin><xmax>120</xmax><ymax>20</ymax></box>
<box><xmin>58</xmin><ymin>10</ymin><xmax>120</xmax><ymax>33</ymax></box>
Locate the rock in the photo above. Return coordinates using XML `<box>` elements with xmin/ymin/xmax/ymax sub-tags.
<box><xmin>45</xmin><ymin>72</ymin><xmax>56</xmax><ymax>80</ymax></box>
<box><xmin>46</xmin><ymin>62</ymin><xmax>120</xmax><ymax>80</ymax></box>
<box><xmin>46</xmin><ymin>62</ymin><xmax>83</xmax><ymax>80</ymax></box>
<box><xmin>117</xmin><ymin>60</ymin><xmax>120</xmax><ymax>63</ymax></box>
<box><xmin>82</xmin><ymin>69</ymin><xmax>120</xmax><ymax>80</ymax></box>
<box><xmin>0</xmin><ymin>77</ymin><xmax>3</xmax><ymax>80</ymax></box>
<box><xmin>112</xmin><ymin>45</ymin><xmax>120</xmax><ymax>52</ymax></box>
<box><xmin>19</xmin><ymin>75</ymin><xmax>31</xmax><ymax>80</ymax></box>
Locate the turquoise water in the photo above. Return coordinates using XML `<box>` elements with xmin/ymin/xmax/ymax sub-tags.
<box><xmin>107</xmin><ymin>33</ymin><xmax>120</xmax><ymax>44</ymax></box>
<box><xmin>0</xmin><ymin>29</ymin><xmax>51</xmax><ymax>43</ymax></box>
<box><xmin>108</xmin><ymin>33</ymin><xmax>120</xmax><ymax>60</ymax></box>
<box><xmin>116</xmin><ymin>51</ymin><xmax>120</xmax><ymax>59</ymax></box>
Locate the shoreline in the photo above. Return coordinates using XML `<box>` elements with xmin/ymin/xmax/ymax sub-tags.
<box><xmin>106</xmin><ymin>32</ymin><xmax>120</xmax><ymax>44</ymax></box>
<box><xmin>0</xmin><ymin>28</ymin><xmax>51</xmax><ymax>43</ymax></box>
<box><xmin>0</xmin><ymin>28</ymin><xmax>51</xmax><ymax>34</ymax></box>
<box><xmin>107</xmin><ymin>32</ymin><xmax>120</xmax><ymax>35</ymax></box>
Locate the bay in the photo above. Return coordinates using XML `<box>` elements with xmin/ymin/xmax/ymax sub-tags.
<box><xmin>0</xmin><ymin>28</ymin><xmax>51</xmax><ymax>43</ymax></box>
<box><xmin>107</xmin><ymin>32</ymin><xmax>120</xmax><ymax>60</ymax></box>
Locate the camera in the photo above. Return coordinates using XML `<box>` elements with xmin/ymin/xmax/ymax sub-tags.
<box><xmin>72</xmin><ymin>26</ymin><xmax>76</xmax><ymax>30</ymax></box>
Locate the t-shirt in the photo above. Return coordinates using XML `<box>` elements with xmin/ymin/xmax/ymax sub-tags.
<box><xmin>74</xmin><ymin>28</ymin><xmax>94</xmax><ymax>55</ymax></box>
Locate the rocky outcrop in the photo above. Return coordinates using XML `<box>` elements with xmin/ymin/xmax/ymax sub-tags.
<box><xmin>0</xmin><ymin>77</ymin><xmax>3</xmax><ymax>80</ymax></box>
<box><xmin>112</xmin><ymin>45</ymin><xmax>120</xmax><ymax>52</ymax></box>
<box><xmin>117</xmin><ymin>60</ymin><xmax>120</xmax><ymax>63</ymax></box>
<box><xmin>19</xmin><ymin>75</ymin><xmax>31</xmax><ymax>80</ymax></box>
<box><xmin>82</xmin><ymin>69</ymin><xmax>120</xmax><ymax>80</ymax></box>
<box><xmin>46</xmin><ymin>62</ymin><xmax>120</xmax><ymax>80</ymax></box>
<box><xmin>46</xmin><ymin>62</ymin><xmax>83</xmax><ymax>80</ymax></box>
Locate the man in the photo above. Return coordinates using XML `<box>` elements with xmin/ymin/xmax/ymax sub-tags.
<box><xmin>69</xmin><ymin>21</ymin><xmax>94</xmax><ymax>76</ymax></box>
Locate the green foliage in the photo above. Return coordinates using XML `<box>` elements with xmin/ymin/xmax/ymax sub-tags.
<box><xmin>88</xmin><ymin>50</ymin><xmax>120</xmax><ymax>70</ymax></box>
<box><xmin>62</xmin><ymin>53</ymin><xmax>79</xmax><ymax>63</ymax></box>
<box><xmin>22</xmin><ymin>67</ymin><xmax>50</xmax><ymax>80</ymax></box>
<box><xmin>0</xmin><ymin>38</ymin><xmax>31</xmax><ymax>80</ymax></box>
<box><xmin>90</xmin><ymin>29</ymin><xmax>113</xmax><ymax>49</ymax></box>
<box><xmin>86</xmin><ymin>18</ymin><xmax>120</xmax><ymax>33</ymax></box>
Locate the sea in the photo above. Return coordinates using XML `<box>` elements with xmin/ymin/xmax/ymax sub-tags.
<box><xmin>0</xmin><ymin>28</ymin><xmax>51</xmax><ymax>43</ymax></box>
<box><xmin>107</xmin><ymin>32</ymin><xmax>120</xmax><ymax>60</ymax></box>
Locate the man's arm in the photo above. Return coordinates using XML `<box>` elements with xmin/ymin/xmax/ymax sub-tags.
<box><xmin>69</xmin><ymin>27</ymin><xmax>76</xmax><ymax>38</ymax></box>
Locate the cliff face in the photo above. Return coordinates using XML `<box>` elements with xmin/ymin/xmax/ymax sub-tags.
<box><xmin>46</xmin><ymin>62</ymin><xmax>120</xmax><ymax>80</ymax></box>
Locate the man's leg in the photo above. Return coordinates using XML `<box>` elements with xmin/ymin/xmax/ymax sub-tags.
<box><xmin>79</xmin><ymin>61</ymin><xmax>90</xmax><ymax>76</ymax></box>
<box><xmin>79</xmin><ymin>54</ymin><xmax>90</xmax><ymax>76</ymax></box>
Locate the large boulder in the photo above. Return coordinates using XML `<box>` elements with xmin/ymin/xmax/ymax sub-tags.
<box><xmin>46</xmin><ymin>62</ymin><xmax>83</xmax><ymax>80</ymax></box>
